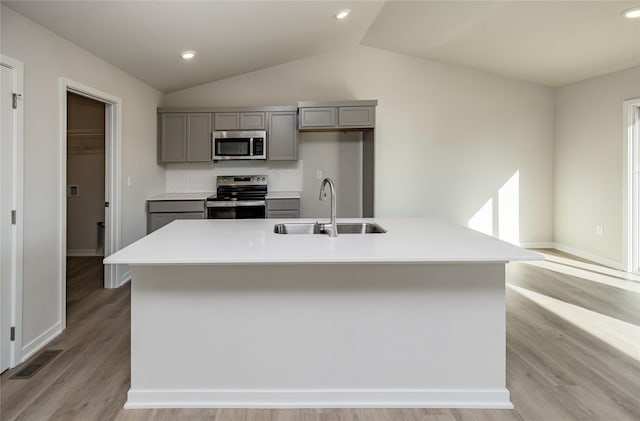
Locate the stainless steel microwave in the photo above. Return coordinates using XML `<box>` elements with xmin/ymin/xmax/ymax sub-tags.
<box><xmin>212</xmin><ymin>130</ymin><xmax>266</xmax><ymax>161</ymax></box>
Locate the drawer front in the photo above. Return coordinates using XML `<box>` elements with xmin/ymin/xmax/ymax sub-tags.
<box><xmin>148</xmin><ymin>200</ymin><xmax>205</xmax><ymax>213</ymax></box>
<box><xmin>338</xmin><ymin>106</ymin><xmax>375</xmax><ymax>127</ymax></box>
<box><xmin>266</xmin><ymin>199</ymin><xmax>300</xmax><ymax>211</ymax></box>
<box><xmin>267</xmin><ymin>210</ymin><xmax>299</xmax><ymax>219</ymax></box>
<box><xmin>177</xmin><ymin>212</ymin><xmax>205</xmax><ymax>220</ymax></box>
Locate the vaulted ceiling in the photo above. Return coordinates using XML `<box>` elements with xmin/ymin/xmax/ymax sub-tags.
<box><xmin>5</xmin><ymin>1</ymin><xmax>640</xmax><ymax>92</ymax></box>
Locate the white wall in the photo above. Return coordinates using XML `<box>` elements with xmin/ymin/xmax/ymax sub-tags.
<box><xmin>165</xmin><ymin>161</ymin><xmax>302</xmax><ymax>193</ymax></box>
<box><xmin>299</xmin><ymin>131</ymin><xmax>363</xmax><ymax>218</ymax></box>
<box><xmin>67</xmin><ymin>153</ymin><xmax>105</xmax><ymax>254</ymax></box>
<box><xmin>554</xmin><ymin>66</ymin><xmax>640</xmax><ymax>268</ymax></box>
<box><xmin>164</xmin><ymin>45</ymin><xmax>555</xmax><ymax>245</ymax></box>
<box><xmin>1</xmin><ymin>6</ymin><xmax>164</xmax><ymax>359</ymax></box>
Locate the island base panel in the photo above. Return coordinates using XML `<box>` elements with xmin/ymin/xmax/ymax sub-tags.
<box><xmin>127</xmin><ymin>263</ymin><xmax>510</xmax><ymax>409</ymax></box>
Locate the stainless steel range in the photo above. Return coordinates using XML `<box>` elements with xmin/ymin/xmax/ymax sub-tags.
<box><xmin>206</xmin><ymin>175</ymin><xmax>267</xmax><ymax>219</ymax></box>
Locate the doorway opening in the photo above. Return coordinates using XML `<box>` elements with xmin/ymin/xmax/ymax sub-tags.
<box><xmin>59</xmin><ymin>79</ymin><xmax>123</xmax><ymax>332</ymax></box>
<box><xmin>65</xmin><ymin>92</ymin><xmax>106</xmax><ymax>314</ymax></box>
<box><xmin>624</xmin><ymin>98</ymin><xmax>640</xmax><ymax>274</ymax></box>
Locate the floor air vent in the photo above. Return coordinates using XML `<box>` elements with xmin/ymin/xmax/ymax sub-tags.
<box><xmin>11</xmin><ymin>350</ymin><xmax>63</xmax><ymax>379</ymax></box>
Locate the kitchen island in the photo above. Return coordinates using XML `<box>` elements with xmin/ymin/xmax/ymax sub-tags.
<box><xmin>104</xmin><ymin>217</ymin><xmax>541</xmax><ymax>409</ymax></box>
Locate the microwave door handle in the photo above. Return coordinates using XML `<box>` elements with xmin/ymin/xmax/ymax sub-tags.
<box><xmin>249</xmin><ymin>137</ymin><xmax>254</xmax><ymax>156</ymax></box>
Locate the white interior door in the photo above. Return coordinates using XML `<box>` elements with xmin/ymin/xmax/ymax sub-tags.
<box><xmin>1</xmin><ymin>63</ymin><xmax>15</xmax><ymax>373</ymax></box>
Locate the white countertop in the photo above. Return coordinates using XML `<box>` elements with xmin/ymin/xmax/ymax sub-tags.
<box><xmin>266</xmin><ymin>191</ymin><xmax>301</xmax><ymax>199</ymax></box>
<box><xmin>147</xmin><ymin>192</ymin><xmax>212</xmax><ymax>201</ymax></box>
<box><xmin>104</xmin><ymin>217</ymin><xmax>542</xmax><ymax>265</ymax></box>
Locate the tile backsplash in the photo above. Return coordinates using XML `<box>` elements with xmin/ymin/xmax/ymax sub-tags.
<box><xmin>165</xmin><ymin>161</ymin><xmax>303</xmax><ymax>193</ymax></box>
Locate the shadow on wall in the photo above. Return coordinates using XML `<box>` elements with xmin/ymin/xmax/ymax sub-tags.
<box><xmin>468</xmin><ymin>171</ymin><xmax>520</xmax><ymax>245</ymax></box>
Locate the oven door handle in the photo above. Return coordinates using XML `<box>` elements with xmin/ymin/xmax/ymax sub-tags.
<box><xmin>206</xmin><ymin>200</ymin><xmax>266</xmax><ymax>208</ymax></box>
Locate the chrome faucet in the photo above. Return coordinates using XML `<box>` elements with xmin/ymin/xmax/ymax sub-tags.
<box><xmin>319</xmin><ymin>178</ymin><xmax>338</xmax><ymax>237</ymax></box>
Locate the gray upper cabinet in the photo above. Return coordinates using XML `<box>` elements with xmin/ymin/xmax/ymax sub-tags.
<box><xmin>215</xmin><ymin>112</ymin><xmax>266</xmax><ymax>130</ymax></box>
<box><xmin>159</xmin><ymin>112</ymin><xmax>212</xmax><ymax>163</ymax></box>
<box><xmin>268</xmin><ymin>111</ymin><xmax>298</xmax><ymax>161</ymax></box>
<box><xmin>299</xmin><ymin>107</ymin><xmax>337</xmax><ymax>129</ymax></box>
<box><xmin>214</xmin><ymin>113</ymin><xmax>240</xmax><ymax>130</ymax></box>
<box><xmin>338</xmin><ymin>106</ymin><xmax>375</xmax><ymax>128</ymax></box>
<box><xmin>240</xmin><ymin>112</ymin><xmax>266</xmax><ymax>129</ymax></box>
<box><xmin>159</xmin><ymin>113</ymin><xmax>187</xmax><ymax>162</ymax></box>
<box><xmin>298</xmin><ymin>100</ymin><xmax>377</xmax><ymax>129</ymax></box>
<box><xmin>186</xmin><ymin>113</ymin><xmax>212</xmax><ymax>161</ymax></box>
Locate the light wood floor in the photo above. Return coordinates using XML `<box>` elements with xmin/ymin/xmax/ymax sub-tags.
<box><xmin>1</xmin><ymin>252</ymin><xmax>639</xmax><ymax>420</ymax></box>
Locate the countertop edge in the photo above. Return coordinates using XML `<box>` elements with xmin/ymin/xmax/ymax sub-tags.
<box><xmin>104</xmin><ymin>257</ymin><xmax>541</xmax><ymax>265</ymax></box>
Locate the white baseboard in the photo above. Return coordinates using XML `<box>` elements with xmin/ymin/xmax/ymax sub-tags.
<box><xmin>551</xmin><ymin>243</ymin><xmax>624</xmax><ymax>270</ymax></box>
<box><xmin>20</xmin><ymin>322</ymin><xmax>63</xmax><ymax>363</ymax></box>
<box><xmin>67</xmin><ymin>248</ymin><xmax>102</xmax><ymax>257</ymax></box>
<box><xmin>517</xmin><ymin>242</ymin><xmax>625</xmax><ymax>271</ymax></box>
<box><xmin>125</xmin><ymin>388</ymin><xmax>513</xmax><ymax>409</ymax></box>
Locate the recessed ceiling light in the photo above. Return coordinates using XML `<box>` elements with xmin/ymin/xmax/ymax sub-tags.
<box><xmin>622</xmin><ymin>6</ymin><xmax>640</xmax><ymax>18</ymax></box>
<box><xmin>180</xmin><ymin>50</ymin><xmax>196</xmax><ymax>60</ymax></box>
<box><xmin>335</xmin><ymin>9</ymin><xmax>351</xmax><ymax>20</ymax></box>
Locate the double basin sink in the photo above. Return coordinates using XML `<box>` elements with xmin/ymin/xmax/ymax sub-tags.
<box><xmin>274</xmin><ymin>222</ymin><xmax>386</xmax><ymax>235</ymax></box>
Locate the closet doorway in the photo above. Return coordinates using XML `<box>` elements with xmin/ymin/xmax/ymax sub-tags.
<box><xmin>66</xmin><ymin>92</ymin><xmax>105</xmax><ymax>311</ymax></box>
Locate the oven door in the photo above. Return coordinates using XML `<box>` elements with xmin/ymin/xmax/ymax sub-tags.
<box><xmin>206</xmin><ymin>201</ymin><xmax>266</xmax><ymax>219</ymax></box>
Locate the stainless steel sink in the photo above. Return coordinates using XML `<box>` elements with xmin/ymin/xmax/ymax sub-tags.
<box><xmin>274</xmin><ymin>222</ymin><xmax>386</xmax><ymax>235</ymax></box>
<box><xmin>273</xmin><ymin>222</ymin><xmax>324</xmax><ymax>235</ymax></box>
<box><xmin>336</xmin><ymin>223</ymin><xmax>387</xmax><ymax>234</ymax></box>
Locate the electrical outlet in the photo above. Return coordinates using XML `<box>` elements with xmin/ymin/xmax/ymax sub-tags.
<box><xmin>596</xmin><ymin>226</ymin><xmax>604</xmax><ymax>237</ymax></box>
<box><xmin>316</xmin><ymin>170</ymin><xmax>323</xmax><ymax>180</ymax></box>
<box><xmin>127</xmin><ymin>177</ymin><xmax>132</xmax><ymax>188</ymax></box>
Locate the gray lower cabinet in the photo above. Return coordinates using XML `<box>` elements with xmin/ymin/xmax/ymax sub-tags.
<box><xmin>214</xmin><ymin>112</ymin><xmax>266</xmax><ymax>130</ymax></box>
<box><xmin>266</xmin><ymin>198</ymin><xmax>300</xmax><ymax>218</ymax></box>
<box><xmin>148</xmin><ymin>213</ymin><xmax>179</xmax><ymax>233</ymax></box>
<box><xmin>159</xmin><ymin>113</ymin><xmax>212</xmax><ymax>163</ymax></box>
<box><xmin>147</xmin><ymin>200</ymin><xmax>205</xmax><ymax>233</ymax></box>
<box><xmin>268</xmin><ymin>112</ymin><xmax>298</xmax><ymax>161</ymax></box>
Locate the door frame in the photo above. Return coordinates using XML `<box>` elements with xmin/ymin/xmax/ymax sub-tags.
<box><xmin>623</xmin><ymin>98</ymin><xmax>640</xmax><ymax>273</ymax></box>
<box><xmin>58</xmin><ymin>79</ymin><xmax>123</xmax><ymax>328</ymax></box>
<box><xmin>1</xmin><ymin>55</ymin><xmax>24</xmax><ymax>368</ymax></box>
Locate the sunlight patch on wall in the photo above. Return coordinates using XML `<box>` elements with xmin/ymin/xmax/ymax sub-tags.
<box><xmin>468</xmin><ymin>171</ymin><xmax>520</xmax><ymax>244</ymax></box>
<box><xmin>498</xmin><ymin>171</ymin><xmax>519</xmax><ymax>245</ymax></box>
<box><xmin>509</xmin><ymin>284</ymin><xmax>640</xmax><ymax>361</ymax></box>
<box><xmin>468</xmin><ymin>198</ymin><xmax>493</xmax><ymax>236</ymax></box>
